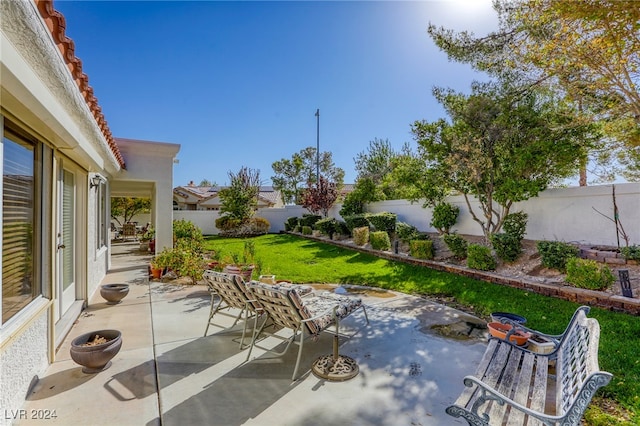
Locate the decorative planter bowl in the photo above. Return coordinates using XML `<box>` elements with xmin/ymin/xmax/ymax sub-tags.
<box><xmin>491</xmin><ymin>312</ymin><xmax>527</xmax><ymax>324</ymax></box>
<box><xmin>223</xmin><ymin>265</ymin><xmax>254</xmax><ymax>282</ymax></box>
<box><xmin>487</xmin><ymin>322</ymin><xmax>531</xmax><ymax>346</ymax></box>
<box><xmin>70</xmin><ymin>329</ymin><xmax>122</xmax><ymax>373</ymax></box>
<box><xmin>100</xmin><ymin>284</ymin><xmax>129</xmax><ymax>304</ymax></box>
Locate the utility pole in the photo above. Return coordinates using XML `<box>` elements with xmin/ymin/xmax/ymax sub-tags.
<box><xmin>315</xmin><ymin>108</ymin><xmax>320</xmax><ymax>184</ymax></box>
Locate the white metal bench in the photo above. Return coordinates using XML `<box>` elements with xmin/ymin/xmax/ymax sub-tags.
<box><xmin>446</xmin><ymin>306</ymin><xmax>612</xmax><ymax>425</ymax></box>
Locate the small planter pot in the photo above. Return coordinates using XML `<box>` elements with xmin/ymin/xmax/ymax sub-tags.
<box><xmin>150</xmin><ymin>267</ymin><xmax>163</xmax><ymax>279</ymax></box>
<box><xmin>70</xmin><ymin>330</ymin><xmax>122</xmax><ymax>373</ymax></box>
<box><xmin>487</xmin><ymin>322</ymin><xmax>531</xmax><ymax>346</ymax></box>
<box><xmin>100</xmin><ymin>284</ymin><xmax>129</xmax><ymax>304</ymax></box>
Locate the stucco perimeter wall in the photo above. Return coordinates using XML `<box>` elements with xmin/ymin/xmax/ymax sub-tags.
<box><xmin>366</xmin><ymin>183</ymin><xmax>640</xmax><ymax>247</ymax></box>
<box><xmin>174</xmin><ymin>183</ymin><xmax>639</xmax><ymax>247</ymax></box>
<box><xmin>0</xmin><ymin>313</ymin><xmax>48</xmax><ymax>426</ymax></box>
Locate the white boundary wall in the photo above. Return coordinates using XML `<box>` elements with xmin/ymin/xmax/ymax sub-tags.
<box><xmin>174</xmin><ymin>183</ymin><xmax>639</xmax><ymax>247</ymax></box>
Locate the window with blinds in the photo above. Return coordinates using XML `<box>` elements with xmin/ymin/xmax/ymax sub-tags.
<box><xmin>2</xmin><ymin>129</ymin><xmax>37</xmax><ymax>323</ymax></box>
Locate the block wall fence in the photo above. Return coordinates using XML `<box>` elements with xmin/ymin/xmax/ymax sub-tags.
<box><xmin>174</xmin><ymin>182</ymin><xmax>640</xmax><ymax>247</ymax></box>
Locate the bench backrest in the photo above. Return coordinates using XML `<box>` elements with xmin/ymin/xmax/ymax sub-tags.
<box><xmin>555</xmin><ymin>308</ymin><xmax>612</xmax><ymax>415</ymax></box>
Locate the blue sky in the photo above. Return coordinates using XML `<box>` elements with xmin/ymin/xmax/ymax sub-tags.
<box><xmin>55</xmin><ymin>0</ymin><xmax>498</xmax><ymax>186</ymax></box>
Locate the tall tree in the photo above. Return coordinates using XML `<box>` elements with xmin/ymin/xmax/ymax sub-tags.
<box><xmin>428</xmin><ymin>0</ymin><xmax>640</xmax><ymax>181</ymax></box>
<box><xmin>412</xmin><ymin>82</ymin><xmax>596</xmax><ymax>238</ymax></box>
<box><xmin>218</xmin><ymin>167</ymin><xmax>261</xmax><ymax>223</ymax></box>
<box><xmin>301</xmin><ymin>176</ymin><xmax>338</xmax><ymax>218</ymax></box>
<box><xmin>271</xmin><ymin>147</ymin><xmax>344</xmax><ymax>204</ymax></box>
<box><xmin>111</xmin><ymin>197</ymin><xmax>151</xmax><ymax>226</ymax></box>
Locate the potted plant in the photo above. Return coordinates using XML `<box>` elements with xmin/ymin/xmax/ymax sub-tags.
<box><xmin>150</xmin><ymin>248</ymin><xmax>173</xmax><ymax>279</ymax></box>
<box><xmin>139</xmin><ymin>226</ymin><xmax>155</xmax><ymax>252</ymax></box>
<box><xmin>222</xmin><ymin>240</ymin><xmax>257</xmax><ymax>281</ymax></box>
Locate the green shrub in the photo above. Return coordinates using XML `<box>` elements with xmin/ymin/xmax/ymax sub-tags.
<box><xmin>301</xmin><ymin>226</ymin><xmax>313</xmax><ymax>235</ymax></box>
<box><xmin>367</xmin><ymin>212</ymin><xmax>397</xmax><ymax>234</ymax></box>
<box><xmin>491</xmin><ymin>233</ymin><xmax>522</xmax><ymax>262</ymax></box>
<box><xmin>430</xmin><ymin>203</ymin><xmax>459</xmax><ymax>234</ymax></box>
<box><xmin>315</xmin><ymin>218</ymin><xmax>338</xmax><ymax>237</ymax></box>
<box><xmin>370</xmin><ymin>231</ymin><xmax>391</xmax><ymax>251</ymax></box>
<box><xmin>343</xmin><ymin>214</ymin><xmax>370</xmax><ymax>233</ymax></box>
<box><xmin>215</xmin><ymin>215</ymin><xmax>242</xmax><ymax>231</ymax></box>
<box><xmin>299</xmin><ymin>214</ymin><xmax>322</xmax><ymax>228</ymax></box>
<box><xmin>353</xmin><ymin>226</ymin><xmax>369</xmax><ymax>246</ymax></box>
<box><xmin>537</xmin><ymin>241</ymin><xmax>579</xmax><ymax>272</ymax></box>
<box><xmin>443</xmin><ymin>234</ymin><xmax>468</xmax><ymax>260</ymax></box>
<box><xmin>410</xmin><ymin>240</ymin><xmax>434</xmax><ymax>260</ymax></box>
<box><xmin>621</xmin><ymin>245</ymin><xmax>640</xmax><ymax>261</ymax></box>
<box><xmin>335</xmin><ymin>221</ymin><xmax>350</xmax><ymax>236</ymax></box>
<box><xmin>467</xmin><ymin>244</ymin><xmax>496</xmax><ymax>271</ymax></box>
<box><xmin>173</xmin><ymin>219</ymin><xmax>204</xmax><ymax>253</ymax></box>
<box><xmin>250</xmin><ymin>217</ymin><xmax>270</xmax><ymax>234</ymax></box>
<box><xmin>284</xmin><ymin>217</ymin><xmax>299</xmax><ymax>232</ymax></box>
<box><xmin>502</xmin><ymin>211</ymin><xmax>528</xmax><ymax>240</ymax></box>
<box><xmin>396</xmin><ymin>221</ymin><xmax>421</xmax><ymax>243</ymax></box>
<box><xmin>565</xmin><ymin>258</ymin><xmax>615</xmax><ymax>290</ymax></box>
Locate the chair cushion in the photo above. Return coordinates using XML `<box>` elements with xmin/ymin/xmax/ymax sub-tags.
<box><xmin>247</xmin><ymin>281</ymin><xmax>363</xmax><ymax>337</ymax></box>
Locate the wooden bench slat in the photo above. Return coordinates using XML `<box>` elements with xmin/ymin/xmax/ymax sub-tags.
<box><xmin>453</xmin><ymin>339</ymin><xmax>500</xmax><ymax>407</ymax></box>
<box><xmin>487</xmin><ymin>345</ymin><xmax>523</xmax><ymax>423</ymax></box>
<box><xmin>506</xmin><ymin>351</ymin><xmax>536</xmax><ymax>425</ymax></box>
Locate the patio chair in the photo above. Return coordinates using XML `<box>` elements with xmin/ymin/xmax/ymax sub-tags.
<box><xmin>245</xmin><ymin>281</ymin><xmax>369</xmax><ymax>381</ymax></box>
<box><xmin>203</xmin><ymin>270</ymin><xmax>263</xmax><ymax>349</ymax></box>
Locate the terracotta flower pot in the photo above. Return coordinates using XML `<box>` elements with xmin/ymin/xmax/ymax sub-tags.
<box><xmin>150</xmin><ymin>267</ymin><xmax>163</xmax><ymax>279</ymax></box>
<box><xmin>487</xmin><ymin>322</ymin><xmax>531</xmax><ymax>346</ymax></box>
<box><xmin>70</xmin><ymin>330</ymin><xmax>122</xmax><ymax>373</ymax></box>
<box><xmin>223</xmin><ymin>265</ymin><xmax>254</xmax><ymax>281</ymax></box>
<box><xmin>100</xmin><ymin>284</ymin><xmax>129</xmax><ymax>304</ymax></box>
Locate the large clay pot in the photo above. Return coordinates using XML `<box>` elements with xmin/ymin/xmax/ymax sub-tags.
<box><xmin>223</xmin><ymin>264</ymin><xmax>254</xmax><ymax>282</ymax></box>
<box><xmin>100</xmin><ymin>284</ymin><xmax>129</xmax><ymax>304</ymax></box>
<box><xmin>70</xmin><ymin>330</ymin><xmax>122</xmax><ymax>373</ymax></box>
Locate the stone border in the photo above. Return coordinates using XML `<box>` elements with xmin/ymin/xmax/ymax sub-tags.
<box><xmin>297</xmin><ymin>234</ymin><xmax>640</xmax><ymax>316</ymax></box>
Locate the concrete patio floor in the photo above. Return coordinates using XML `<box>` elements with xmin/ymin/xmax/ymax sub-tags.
<box><xmin>18</xmin><ymin>242</ymin><xmax>489</xmax><ymax>426</ymax></box>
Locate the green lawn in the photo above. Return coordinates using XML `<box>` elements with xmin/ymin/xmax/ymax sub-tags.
<box><xmin>205</xmin><ymin>234</ymin><xmax>640</xmax><ymax>424</ymax></box>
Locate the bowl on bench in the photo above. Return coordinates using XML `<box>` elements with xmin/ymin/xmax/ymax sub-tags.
<box><xmin>487</xmin><ymin>322</ymin><xmax>531</xmax><ymax>346</ymax></box>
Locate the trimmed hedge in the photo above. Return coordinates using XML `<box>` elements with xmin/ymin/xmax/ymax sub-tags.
<box><xmin>285</xmin><ymin>216</ymin><xmax>299</xmax><ymax>232</ymax></box>
<box><xmin>367</xmin><ymin>212</ymin><xmax>397</xmax><ymax>234</ymax></box>
<box><xmin>396</xmin><ymin>222</ymin><xmax>421</xmax><ymax>243</ymax></box>
<box><xmin>467</xmin><ymin>244</ymin><xmax>496</xmax><ymax>271</ymax></box>
<box><xmin>315</xmin><ymin>218</ymin><xmax>338</xmax><ymax>237</ymax></box>
<box><xmin>299</xmin><ymin>214</ymin><xmax>322</xmax><ymax>228</ymax></box>
<box><xmin>410</xmin><ymin>240</ymin><xmax>434</xmax><ymax>260</ymax></box>
<box><xmin>566</xmin><ymin>258</ymin><xmax>615</xmax><ymax>290</ymax></box>
<box><xmin>370</xmin><ymin>231</ymin><xmax>391</xmax><ymax>251</ymax></box>
<box><xmin>343</xmin><ymin>214</ymin><xmax>370</xmax><ymax>233</ymax></box>
<box><xmin>353</xmin><ymin>226</ymin><xmax>369</xmax><ymax>246</ymax></box>
<box><xmin>536</xmin><ymin>241</ymin><xmax>579</xmax><ymax>272</ymax></box>
<box><xmin>443</xmin><ymin>234</ymin><xmax>468</xmax><ymax>260</ymax></box>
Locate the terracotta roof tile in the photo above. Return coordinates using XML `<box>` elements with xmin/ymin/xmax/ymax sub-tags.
<box><xmin>35</xmin><ymin>0</ymin><xmax>125</xmax><ymax>168</ymax></box>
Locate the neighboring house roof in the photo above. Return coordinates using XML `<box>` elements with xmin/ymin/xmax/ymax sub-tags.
<box><xmin>35</xmin><ymin>0</ymin><xmax>125</xmax><ymax>168</ymax></box>
<box><xmin>174</xmin><ymin>184</ymin><xmax>281</xmax><ymax>208</ymax></box>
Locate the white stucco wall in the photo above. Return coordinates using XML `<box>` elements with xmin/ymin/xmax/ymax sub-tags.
<box><xmin>366</xmin><ymin>183</ymin><xmax>640</xmax><ymax>246</ymax></box>
<box><xmin>0</xmin><ymin>312</ymin><xmax>49</xmax><ymax>426</ymax></box>
<box><xmin>175</xmin><ymin>183</ymin><xmax>639</xmax><ymax>247</ymax></box>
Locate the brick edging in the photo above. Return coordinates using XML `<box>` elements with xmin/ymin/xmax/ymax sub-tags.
<box><xmin>296</xmin><ymin>233</ymin><xmax>640</xmax><ymax>316</ymax></box>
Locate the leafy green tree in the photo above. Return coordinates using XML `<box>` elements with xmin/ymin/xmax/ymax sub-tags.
<box><xmin>110</xmin><ymin>197</ymin><xmax>151</xmax><ymax>226</ymax></box>
<box><xmin>198</xmin><ymin>179</ymin><xmax>215</xmax><ymax>187</ymax></box>
<box><xmin>428</xmin><ymin>0</ymin><xmax>640</xmax><ymax>181</ymax></box>
<box><xmin>412</xmin><ymin>82</ymin><xmax>596</xmax><ymax>238</ymax></box>
<box><xmin>218</xmin><ymin>167</ymin><xmax>260</xmax><ymax>223</ymax></box>
<box><xmin>271</xmin><ymin>147</ymin><xmax>344</xmax><ymax>205</ymax></box>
